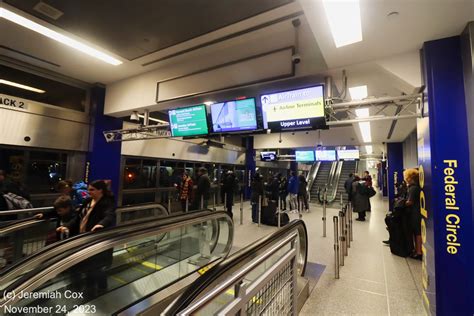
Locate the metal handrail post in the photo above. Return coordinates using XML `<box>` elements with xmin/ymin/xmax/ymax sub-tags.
<box><xmin>322</xmin><ymin>188</ymin><xmax>327</xmax><ymax>237</ymax></box>
<box><xmin>277</xmin><ymin>204</ymin><xmax>281</xmax><ymax>228</ymax></box>
<box><xmin>349</xmin><ymin>202</ymin><xmax>354</xmax><ymax>241</ymax></box>
<box><xmin>186</xmin><ymin>198</ymin><xmax>189</xmax><ymax>213</ymax></box>
<box><xmin>333</xmin><ymin>216</ymin><xmax>340</xmax><ymax>279</ymax></box>
<box><xmin>258</xmin><ymin>195</ymin><xmax>261</xmax><ymax>227</ymax></box>
<box><xmin>239</xmin><ymin>193</ymin><xmax>243</xmax><ymax>225</ymax></box>
<box><xmin>345</xmin><ymin>206</ymin><xmax>351</xmax><ymax>248</ymax></box>
<box><xmin>224</xmin><ymin>193</ymin><xmax>227</xmax><ymax>212</ymax></box>
<box><xmin>201</xmin><ymin>195</ymin><xmax>204</xmax><ymax>210</ymax></box>
<box><xmin>168</xmin><ymin>195</ymin><xmax>172</xmax><ymax>213</ymax></box>
<box><xmin>343</xmin><ymin>209</ymin><xmax>348</xmax><ymax>256</ymax></box>
<box><xmin>339</xmin><ymin>211</ymin><xmax>345</xmax><ymax>266</ymax></box>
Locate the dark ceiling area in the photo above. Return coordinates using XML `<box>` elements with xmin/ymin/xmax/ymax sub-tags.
<box><xmin>5</xmin><ymin>0</ymin><xmax>294</xmax><ymax>60</ymax></box>
<box><xmin>0</xmin><ymin>65</ymin><xmax>87</xmax><ymax>111</ymax></box>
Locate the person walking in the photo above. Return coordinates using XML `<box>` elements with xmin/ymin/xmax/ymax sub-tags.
<box><xmin>344</xmin><ymin>173</ymin><xmax>354</xmax><ymax>201</ymax></box>
<box><xmin>351</xmin><ymin>175</ymin><xmax>370</xmax><ymax>221</ymax></box>
<box><xmin>297</xmin><ymin>175</ymin><xmax>310</xmax><ymax>212</ymax></box>
<box><xmin>250</xmin><ymin>173</ymin><xmax>264</xmax><ymax>223</ymax></box>
<box><xmin>287</xmin><ymin>171</ymin><xmax>299</xmax><ymax>213</ymax></box>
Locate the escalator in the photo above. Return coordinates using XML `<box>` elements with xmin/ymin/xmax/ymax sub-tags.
<box><xmin>305</xmin><ymin>162</ymin><xmax>321</xmax><ymax>202</ymax></box>
<box><xmin>0</xmin><ymin>204</ymin><xmax>169</xmax><ymax>271</ymax></box>
<box><xmin>309</xmin><ymin>161</ymin><xmax>334</xmax><ymax>202</ymax></box>
<box><xmin>0</xmin><ymin>210</ymin><xmax>233</xmax><ymax>315</ymax></box>
<box><xmin>165</xmin><ymin>219</ymin><xmax>308</xmax><ymax>315</ymax></box>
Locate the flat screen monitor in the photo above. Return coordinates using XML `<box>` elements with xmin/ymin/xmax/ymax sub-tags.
<box><xmin>168</xmin><ymin>104</ymin><xmax>208</xmax><ymax>137</ymax></box>
<box><xmin>316</xmin><ymin>150</ymin><xmax>336</xmax><ymax>161</ymax></box>
<box><xmin>296</xmin><ymin>150</ymin><xmax>315</xmax><ymax>162</ymax></box>
<box><xmin>261</xmin><ymin>85</ymin><xmax>325</xmax><ymax>132</ymax></box>
<box><xmin>260</xmin><ymin>151</ymin><xmax>277</xmax><ymax>161</ymax></box>
<box><xmin>337</xmin><ymin>149</ymin><xmax>360</xmax><ymax>160</ymax></box>
<box><xmin>210</xmin><ymin>98</ymin><xmax>257</xmax><ymax>133</ymax></box>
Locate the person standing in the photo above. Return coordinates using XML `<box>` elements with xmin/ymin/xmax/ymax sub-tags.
<box><xmin>363</xmin><ymin>171</ymin><xmax>373</xmax><ymax>211</ymax></box>
<box><xmin>57</xmin><ymin>179</ymin><xmax>89</xmax><ymax>210</ymax></box>
<box><xmin>404</xmin><ymin>169</ymin><xmax>422</xmax><ymax>260</ymax></box>
<box><xmin>222</xmin><ymin>171</ymin><xmax>237</xmax><ymax>218</ymax></box>
<box><xmin>250</xmin><ymin>173</ymin><xmax>264</xmax><ymax>223</ymax></box>
<box><xmin>178</xmin><ymin>172</ymin><xmax>193</xmax><ymax>212</ymax></box>
<box><xmin>297</xmin><ymin>175</ymin><xmax>310</xmax><ymax>212</ymax></box>
<box><xmin>278</xmin><ymin>175</ymin><xmax>288</xmax><ymax>211</ymax></box>
<box><xmin>194</xmin><ymin>167</ymin><xmax>211</xmax><ymax>209</ymax></box>
<box><xmin>344</xmin><ymin>173</ymin><xmax>354</xmax><ymax>201</ymax></box>
<box><xmin>287</xmin><ymin>171</ymin><xmax>299</xmax><ymax>213</ymax></box>
<box><xmin>77</xmin><ymin>180</ymin><xmax>116</xmax><ymax>292</ymax></box>
<box><xmin>351</xmin><ymin>175</ymin><xmax>370</xmax><ymax>221</ymax></box>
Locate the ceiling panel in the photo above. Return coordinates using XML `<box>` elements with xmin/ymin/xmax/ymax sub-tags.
<box><xmin>5</xmin><ymin>0</ymin><xmax>294</xmax><ymax>60</ymax></box>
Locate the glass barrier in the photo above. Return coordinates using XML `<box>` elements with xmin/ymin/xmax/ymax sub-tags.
<box><xmin>1</xmin><ymin>212</ymin><xmax>233</xmax><ymax>315</ymax></box>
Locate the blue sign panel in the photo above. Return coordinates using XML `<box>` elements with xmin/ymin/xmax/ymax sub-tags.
<box><xmin>421</xmin><ymin>36</ymin><xmax>474</xmax><ymax>315</ymax></box>
<box><xmin>387</xmin><ymin>143</ymin><xmax>403</xmax><ymax>211</ymax></box>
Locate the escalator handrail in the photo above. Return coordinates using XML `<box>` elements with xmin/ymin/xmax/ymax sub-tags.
<box><xmin>0</xmin><ymin>217</ymin><xmax>56</xmax><ymax>236</ymax></box>
<box><xmin>306</xmin><ymin>161</ymin><xmax>321</xmax><ymax>201</ymax></box>
<box><xmin>327</xmin><ymin>160</ymin><xmax>344</xmax><ymax>203</ymax></box>
<box><xmin>0</xmin><ymin>206</ymin><xmax>54</xmax><ymax>216</ymax></box>
<box><xmin>165</xmin><ymin>219</ymin><xmax>308</xmax><ymax>315</ymax></box>
<box><xmin>0</xmin><ymin>210</ymin><xmax>234</xmax><ymax>307</ymax></box>
<box><xmin>0</xmin><ymin>209</ymin><xmax>213</xmax><ymax>284</ymax></box>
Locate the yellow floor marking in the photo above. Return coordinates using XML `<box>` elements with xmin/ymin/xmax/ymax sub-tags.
<box><xmin>141</xmin><ymin>261</ymin><xmax>162</xmax><ymax>270</ymax></box>
<box><xmin>111</xmin><ymin>275</ymin><xmax>127</xmax><ymax>284</ymax></box>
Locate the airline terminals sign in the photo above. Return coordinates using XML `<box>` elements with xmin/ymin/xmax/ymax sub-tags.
<box><xmin>261</xmin><ymin>85</ymin><xmax>325</xmax><ymax>132</ymax></box>
<box><xmin>0</xmin><ymin>94</ymin><xmax>29</xmax><ymax>110</ymax></box>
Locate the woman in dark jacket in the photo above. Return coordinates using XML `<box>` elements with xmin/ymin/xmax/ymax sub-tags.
<box><xmin>351</xmin><ymin>175</ymin><xmax>370</xmax><ymax>221</ymax></box>
<box><xmin>298</xmin><ymin>175</ymin><xmax>309</xmax><ymax>212</ymax></box>
<box><xmin>76</xmin><ymin>180</ymin><xmax>116</xmax><ymax>292</ymax></box>
<box><xmin>250</xmin><ymin>173</ymin><xmax>264</xmax><ymax>223</ymax></box>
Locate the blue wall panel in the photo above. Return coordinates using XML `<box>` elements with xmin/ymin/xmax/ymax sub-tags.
<box><xmin>86</xmin><ymin>87</ymin><xmax>122</xmax><ymax>198</ymax></box>
<box><xmin>387</xmin><ymin>143</ymin><xmax>404</xmax><ymax>211</ymax></box>
<box><xmin>421</xmin><ymin>36</ymin><xmax>474</xmax><ymax>315</ymax></box>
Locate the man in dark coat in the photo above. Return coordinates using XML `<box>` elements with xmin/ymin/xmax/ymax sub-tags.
<box><xmin>344</xmin><ymin>173</ymin><xmax>354</xmax><ymax>201</ymax></box>
<box><xmin>195</xmin><ymin>167</ymin><xmax>211</xmax><ymax>209</ymax></box>
<box><xmin>351</xmin><ymin>175</ymin><xmax>370</xmax><ymax>221</ymax></box>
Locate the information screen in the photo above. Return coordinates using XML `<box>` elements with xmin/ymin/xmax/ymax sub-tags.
<box><xmin>211</xmin><ymin>98</ymin><xmax>257</xmax><ymax>133</ymax></box>
<box><xmin>261</xmin><ymin>85</ymin><xmax>325</xmax><ymax>131</ymax></box>
<box><xmin>337</xmin><ymin>149</ymin><xmax>360</xmax><ymax>160</ymax></box>
<box><xmin>260</xmin><ymin>151</ymin><xmax>277</xmax><ymax>161</ymax></box>
<box><xmin>296</xmin><ymin>150</ymin><xmax>315</xmax><ymax>162</ymax></box>
<box><xmin>316</xmin><ymin>150</ymin><xmax>336</xmax><ymax>161</ymax></box>
<box><xmin>169</xmin><ymin>105</ymin><xmax>208</xmax><ymax>137</ymax></box>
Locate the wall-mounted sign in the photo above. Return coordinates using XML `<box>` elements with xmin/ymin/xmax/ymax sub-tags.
<box><xmin>0</xmin><ymin>94</ymin><xmax>28</xmax><ymax>110</ymax></box>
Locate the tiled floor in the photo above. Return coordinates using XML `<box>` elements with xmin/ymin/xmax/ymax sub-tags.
<box><xmin>229</xmin><ymin>193</ymin><xmax>424</xmax><ymax>315</ymax></box>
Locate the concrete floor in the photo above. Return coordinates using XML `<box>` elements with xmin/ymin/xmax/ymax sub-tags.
<box><xmin>229</xmin><ymin>192</ymin><xmax>425</xmax><ymax>315</ymax></box>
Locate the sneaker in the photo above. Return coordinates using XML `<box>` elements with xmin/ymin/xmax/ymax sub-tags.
<box><xmin>382</xmin><ymin>240</ymin><xmax>390</xmax><ymax>245</ymax></box>
<box><xmin>305</xmin><ymin>209</ymin><xmax>310</xmax><ymax>213</ymax></box>
<box><xmin>355</xmin><ymin>218</ymin><xmax>365</xmax><ymax>222</ymax></box>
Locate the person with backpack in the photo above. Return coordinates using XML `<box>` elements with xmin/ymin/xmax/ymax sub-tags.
<box><xmin>57</xmin><ymin>180</ymin><xmax>89</xmax><ymax>209</ymax></box>
<box><xmin>351</xmin><ymin>175</ymin><xmax>370</xmax><ymax>221</ymax></box>
<box><xmin>0</xmin><ymin>170</ymin><xmax>30</xmax><ymax>201</ymax></box>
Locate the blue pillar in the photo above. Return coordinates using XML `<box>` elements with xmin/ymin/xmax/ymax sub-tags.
<box><xmin>387</xmin><ymin>143</ymin><xmax>403</xmax><ymax>211</ymax></box>
<box><xmin>86</xmin><ymin>87</ymin><xmax>122</xmax><ymax>198</ymax></box>
<box><xmin>381</xmin><ymin>161</ymin><xmax>388</xmax><ymax>197</ymax></box>
<box><xmin>244</xmin><ymin>136</ymin><xmax>255</xmax><ymax>199</ymax></box>
<box><xmin>419</xmin><ymin>35</ymin><xmax>473</xmax><ymax>315</ymax></box>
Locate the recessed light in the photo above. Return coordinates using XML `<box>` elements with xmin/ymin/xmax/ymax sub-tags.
<box><xmin>323</xmin><ymin>0</ymin><xmax>363</xmax><ymax>48</ymax></box>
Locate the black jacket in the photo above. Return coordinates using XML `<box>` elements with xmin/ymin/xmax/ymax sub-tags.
<box><xmin>196</xmin><ymin>174</ymin><xmax>211</xmax><ymax>200</ymax></box>
<box><xmin>78</xmin><ymin>196</ymin><xmax>116</xmax><ymax>232</ymax></box>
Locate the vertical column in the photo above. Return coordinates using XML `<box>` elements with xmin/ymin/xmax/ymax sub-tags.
<box><xmin>86</xmin><ymin>86</ymin><xmax>123</xmax><ymax>198</ymax></box>
<box><xmin>244</xmin><ymin>136</ymin><xmax>255</xmax><ymax>199</ymax></box>
<box><xmin>386</xmin><ymin>143</ymin><xmax>403</xmax><ymax>211</ymax></box>
<box><xmin>381</xmin><ymin>161</ymin><xmax>388</xmax><ymax>197</ymax></box>
<box><xmin>420</xmin><ymin>35</ymin><xmax>473</xmax><ymax>315</ymax></box>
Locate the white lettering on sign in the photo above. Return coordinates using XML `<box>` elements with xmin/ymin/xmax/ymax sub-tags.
<box><xmin>0</xmin><ymin>95</ymin><xmax>28</xmax><ymax>110</ymax></box>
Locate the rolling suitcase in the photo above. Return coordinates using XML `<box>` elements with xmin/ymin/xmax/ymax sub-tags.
<box><xmin>261</xmin><ymin>200</ymin><xmax>277</xmax><ymax>225</ymax></box>
<box><xmin>385</xmin><ymin>211</ymin><xmax>413</xmax><ymax>257</ymax></box>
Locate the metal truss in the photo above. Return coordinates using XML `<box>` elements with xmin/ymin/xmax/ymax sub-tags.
<box><xmin>325</xmin><ymin>93</ymin><xmax>423</xmax><ymax>126</ymax></box>
<box><xmin>103</xmin><ymin>124</ymin><xmax>171</xmax><ymax>142</ymax></box>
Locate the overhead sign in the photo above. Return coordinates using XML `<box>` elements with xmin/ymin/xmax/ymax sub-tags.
<box><xmin>261</xmin><ymin>85</ymin><xmax>325</xmax><ymax>132</ymax></box>
<box><xmin>169</xmin><ymin>104</ymin><xmax>208</xmax><ymax>137</ymax></box>
<box><xmin>0</xmin><ymin>94</ymin><xmax>29</xmax><ymax>110</ymax></box>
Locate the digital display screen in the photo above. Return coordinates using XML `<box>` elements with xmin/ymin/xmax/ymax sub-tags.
<box><xmin>260</xmin><ymin>151</ymin><xmax>277</xmax><ymax>161</ymax></box>
<box><xmin>295</xmin><ymin>150</ymin><xmax>315</xmax><ymax>162</ymax></box>
<box><xmin>261</xmin><ymin>85</ymin><xmax>325</xmax><ymax>131</ymax></box>
<box><xmin>168</xmin><ymin>105</ymin><xmax>208</xmax><ymax>137</ymax></box>
<box><xmin>316</xmin><ymin>150</ymin><xmax>336</xmax><ymax>161</ymax></box>
<box><xmin>211</xmin><ymin>98</ymin><xmax>257</xmax><ymax>133</ymax></box>
<box><xmin>337</xmin><ymin>149</ymin><xmax>360</xmax><ymax>160</ymax></box>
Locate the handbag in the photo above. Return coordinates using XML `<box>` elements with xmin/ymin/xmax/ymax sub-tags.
<box><xmin>368</xmin><ymin>186</ymin><xmax>376</xmax><ymax>198</ymax></box>
<box><xmin>393</xmin><ymin>197</ymin><xmax>407</xmax><ymax>210</ymax></box>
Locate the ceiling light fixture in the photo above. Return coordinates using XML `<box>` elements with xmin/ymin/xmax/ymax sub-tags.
<box><xmin>0</xmin><ymin>79</ymin><xmax>45</xmax><ymax>93</ymax></box>
<box><xmin>355</xmin><ymin>108</ymin><xmax>372</xmax><ymax>143</ymax></box>
<box><xmin>204</xmin><ymin>101</ymin><xmax>215</xmax><ymax>106</ymax></box>
<box><xmin>365</xmin><ymin>145</ymin><xmax>373</xmax><ymax>154</ymax></box>
<box><xmin>349</xmin><ymin>85</ymin><xmax>368</xmax><ymax>100</ymax></box>
<box><xmin>322</xmin><ymin>0</ymin><xmax>363</xmax><ymax>48</ymax></box>
<box><xmin>0</xmin><ymin>7</ymin><xmax>122</xmax><ymax>66</ymax></box>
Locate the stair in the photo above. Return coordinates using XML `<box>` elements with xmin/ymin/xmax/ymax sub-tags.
<box><xmin>333</xmin><ymin>161</ymin><xmax>357</xmax><ymax>204</ymax></box>
<box><xmin>310</xmin><ymin>161</ymin><xmax>333</xmax><ymax>201</ymax></box>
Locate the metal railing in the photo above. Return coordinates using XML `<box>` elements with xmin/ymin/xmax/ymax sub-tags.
<box><xmin>306</xmin><ymin>161</ymin><xmax>321</xmax><ymax>202</ymax></box>
<box><xmin>333</xmin><ymin>201</ymin><xmax>354</xmax><ymax>279</ymax></box>
<box><xmin>165</xmin><ymin>220</ymin><xmax>307</xmax><ymax>315</ymax></box>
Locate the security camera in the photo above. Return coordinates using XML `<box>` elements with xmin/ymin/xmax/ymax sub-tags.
<box><xmin>130</xmin><ymin>111</ymin><xmax>140</xmax><ymax>121</ymax></box>
<box><xmin>292</xmin><ymin>19</ymin><xmax>301</xmax><ymax>28</ymax></box>
<box><xmin>292</xmin><ymin>54</ymin><xmax>301</xmax><ymax>64</ymax></box>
